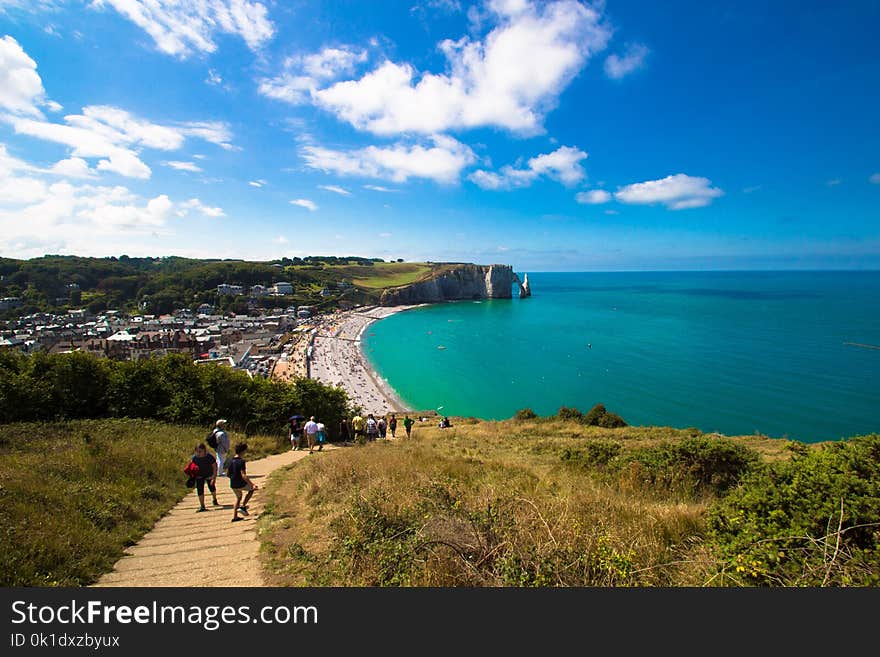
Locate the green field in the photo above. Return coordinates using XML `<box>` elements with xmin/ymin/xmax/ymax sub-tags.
<box><xmin>0</xmin><ymin>419</ymin><xmax>287</xmax><ymax>586</ymax></box>
<box><xmin>342</xmin><ymin>262</ymin><xmax>434</xmax><ymax>289</ymax></box>
<box><xmin>258</xmin><ymin>416</ymin><xmax>880</xmax><ymax>587</ymax></box>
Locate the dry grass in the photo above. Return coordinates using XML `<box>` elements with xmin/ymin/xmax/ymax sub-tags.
<box><xmin>258</xmin><ymin>418</ymin><xmax>795</xmax><ymax>586</ymax></box>
<box><xmin>0</xmin><ymin>419</ymin><xmax>286</xmax><ymax>586</ymax></box>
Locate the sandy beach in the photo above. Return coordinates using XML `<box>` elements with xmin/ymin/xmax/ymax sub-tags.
<box><xmin>308</xmin><ymin>305</ymin><xmax>424</xmax><ymax>415</ymax></box>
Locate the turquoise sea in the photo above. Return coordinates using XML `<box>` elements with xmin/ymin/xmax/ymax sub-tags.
<box><xmin>363</xmin><ymin>271</ymin><xmax>880</xmax><ymax>442</ymax></box>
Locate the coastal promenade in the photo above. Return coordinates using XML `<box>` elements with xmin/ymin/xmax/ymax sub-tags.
<box><xmin>94</xmin><ymin>447</ymin><xmax>335</xmax><ymax>587</ymax></box>
<box><xmin>309</xmin><ymin>305</ymin><xmax>418</xmax><ymax>415</ymax></box>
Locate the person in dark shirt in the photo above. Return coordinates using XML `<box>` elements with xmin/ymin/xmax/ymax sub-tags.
<box><xmin>228</xmin><ymin>442</ymin><xmax>258</xmax><ymax>522</ymax></box>
<box><xmin>191</xmin><ymin>443</ymin><xmax>219</xmax><ymax>512</ymax></box>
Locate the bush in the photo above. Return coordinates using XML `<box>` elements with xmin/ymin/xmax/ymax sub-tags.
<box><xmin>707</xmin><ymin>434</ymin><xmax>880</xmax><ymax>586</ymax></box>
<box><xmin>514</xmin><ymin>408</ymin><xmax>538</xmax><ymax>420</ymax></box>
<box><xmin>583</xmin><ymin>403</ymin><xmax>627</xmax><ymax>428</ymax></box>
<box><xmin>557</xmin><ymin>406</ymin><xmax>583</xmax><ymax>421</ymax></box>
<box><xmin>0</xmin><ymin>351</ymin><xmax>350</xmax><ymax>438</ymax></box>
<box><xmin>561</xmin><ymin>440</ymin><xmax>622</xmax><ymax>468</ymax></box>
<box><xmin>625</xmin><ymin>436</ymin><xmax>760</xmax><ymax>497</ymax></box>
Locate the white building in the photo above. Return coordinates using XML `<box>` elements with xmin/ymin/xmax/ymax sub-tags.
<box><xmin>273</xmin><ymin>282</ymin><xmax>293</xmax><ymax>295</ymax></box>
<box><xmin>250</xmin><ymin>284</ymin><xmax>267</xmax><ymax>297</ymax></box>
<box><xmin>217</xmin><ymin>284</ymin><xmax>244</xmax><ymax>296</ymax></box>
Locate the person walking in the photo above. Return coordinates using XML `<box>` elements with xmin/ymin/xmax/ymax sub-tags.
<box><xmin>191</xmin><ymin>443</ymin><xmax>219</xmax><ymax>512</ymax></box>
<box><xmin>352</xmin><ymin>414</ymin><xmax>365</xmax><ymax>444</ymax></box>
<box><xmin>316</xmin><ymin>420</ymin><xmax>326</xmax><ymax>452</ymax></box>
<box><xmin>288</xmin><ymin>417</ymin><xmax>302</xmax><ymax>451</ymax></box>
<box><xmin>213</xmin><ymin>419</ymin><xmax>230</xmax><ymax>475</ymax></box>
<box><xmin>403</xmin><ymin>415</ymin><xmax>414</xmax><ymax>438</ymax></box>
<box><xmin>303</xmin><ymin>415</ymin><xmax>319</xmax><ymax>453</ymax></box>
<box><xmin>339</xmin><ymin>418</ymin><xmax>351</xmax><ymax>444</ymax></box>
<box><xmin>228</xmin><ymin>442</ymin><xmax>257</xmax><ymax>522</ymax></box>
<box><xmin>377</xmin><ymin>416</ymin><xmax>387</xmax><ymax>439</ymax></box>
<box><xmin>388</xmin><ymin>414</ymin><xmax>397</xmax><ymax>438</ymax></box>
<box><xmin>365</xmin><ymin>414</ymin><xmax>378</xmax><ymax>442</ymax></box>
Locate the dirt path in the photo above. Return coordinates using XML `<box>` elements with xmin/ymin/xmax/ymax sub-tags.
<box><xmin>95</xmin><ymin>446</ymin><xmax>336</xmax><ymax>587</ymax></box>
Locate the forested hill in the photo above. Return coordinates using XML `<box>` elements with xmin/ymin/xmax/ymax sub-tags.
<box><xmin>0</xmin><ymin>255</ymin><xmax>439</xmax><ymax>317</ymax></box>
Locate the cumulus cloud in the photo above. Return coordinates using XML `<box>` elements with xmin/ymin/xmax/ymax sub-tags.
<box><xmin>48</xmin><ymin>157</ymin><xmax>97</xmax><ymax>179</ymax></box>
<box><xmin>604</xmin><ymin>43</ymin><xmax>649</xmax><ymax>80</ymax></box>
<box><xmin>5</xmin><ymin>105</ymin><xmax>234</xmax><ymax>179</ymax></box>
<box><xmin>614</xmin><ymin>173</ymin><xmax>723</xmax><ymax>210</ymax></box>
<box><xmin>266</xmin><ymin>0</ymin><xmax>610</xmax><ymax>136</ymax></box>
<box><xmin>290</xmin><ymin>198</ymin><xmax>318</xmax><ymax>211</ymax></box>
<box><xmin>163</xmin><ymin>160</ymin><xmax>202</xmax><ymax>172</ymax></box>
<box><xmin>575</xmin><ymin>189</ymin><xmax>611</xmax><ymax>204</ymax></box>
<box><xmin>301</xmin><ymin>135</ymin><xmax>476</xmax><ymax>184</ymax></box>
<box><xmin>0</xmin><ymin>35</ymin><xmax>55</xmax><ymax>116</ymax></box>
<box><xmin>258</xmin><ymin>46</ymin><xmax>367</xmax><ymax>104</ymax></box>
<box><xmin>469</xmin><ymin>145</ymin><xmax>587</xmax><ymax>189</ymax></box>
<box><xmin>318</xmin><ymin>184</ymin><xmax>351</xmax><ymax>196</ymax></box>
<box><xmin>93</xmin><ymin>0</ymin><xmax>275</xmax><ymax>58</ymax></box>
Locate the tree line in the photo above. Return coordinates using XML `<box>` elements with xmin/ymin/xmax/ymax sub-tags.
<box><xmin>0</xmin><ymin>350</ymin><xmax>349</xmax><ymax>437</ymax></box>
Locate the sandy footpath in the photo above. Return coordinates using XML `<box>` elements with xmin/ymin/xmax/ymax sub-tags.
<box><xmin>309</xmin><ymin>305</ymin><xmax>423</xmax><ymax>416</ymax></box>
<box><xmin>94</xmin><ymin>446</ymin><xmax>336</xmax><ymax>587</ymax></box>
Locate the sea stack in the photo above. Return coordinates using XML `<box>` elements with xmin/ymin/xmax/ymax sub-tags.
<box><xmin>520</xmin><ymin>273</ymin><xmax>531</xmax><ymax>298</ymax></box>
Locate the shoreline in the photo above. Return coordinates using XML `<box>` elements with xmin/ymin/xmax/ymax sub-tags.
<box><xmin>309</xmin><ymin>304</ymin><xmax>428</xmax><ymax>415</ymax></box>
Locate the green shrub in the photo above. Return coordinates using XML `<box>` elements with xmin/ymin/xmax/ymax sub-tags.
<box><xmin>707</xmin><ymin>434</ymin><xmax>880</xmax><ymax>586</ymax></box>
<box><xmin>561</xmin><ymin>440</ymin><xmax>622</xmax><ymax>468</ymax></box>
<box><xmin>625</xmin><ymin>436</ymin><xmax>760</xmax><ymax>497</ymax></box>
<box><xmin>584</xmin><ymin>403</ymin><xmax>628</xmax><ymax>428</ymax></box>
<box><xmin>557</xmin><ymin>406</ymin><xmax>583</xmax><ymax>421</ymax></box>
<box><xmin>514</xmin><ymin>408</ymin><xmax>538</xmax><ymax>420</ymax></box>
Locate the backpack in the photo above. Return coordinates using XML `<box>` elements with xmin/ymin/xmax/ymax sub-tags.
<box><xmin>206</xmin><ymin>429</ymin><xmax>218</xmax><ymax>449</ymax></box>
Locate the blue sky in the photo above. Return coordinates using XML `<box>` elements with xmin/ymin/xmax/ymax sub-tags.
<box><xmin>0</xmin><ymin>0</ymin><xmax>878</xmax><ymax>271</ymax></box>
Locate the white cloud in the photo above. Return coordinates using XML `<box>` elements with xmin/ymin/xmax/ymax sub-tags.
<box><xmin>826</xmin><ymin>178</ymin><xmax>842</xmax><ymax>187</ymax></box>
<box><xmin>5</xmin><ymin>105</ymin><xmax>234</xmax><ymax>179</ymax></box>
<box><xmin>378</xmin><ymin>231</ymin><xmax>392</xmax><ymax>238</ymax></box>
<box><xmin>164</xmin><ymin>160</ymin><xmax>202</xmax><ymax>172</ymax></box>
<box><xmin>363</xmin><ymin>184</ymin><xmax>396</xmax><ymax>192</ymax></box>
<box><xmin>249</xmin><ymin>179</ymin><xmax>266</xmax><ymax>187</ymax></box>
<box><xmin>302</xmin><ymin>135</ymin><xmax>476</xmax><ymax>184</ymax></box>
<box><xmin>575</xmin><ymin>189</ymin><xmax>611</xmax><ymax>204</ymax></box>
<box><xmin>274</xmin><ymin>235</ymin><xmax>288</xmax><ymax>244</ymax></box>
<box><xmin>0</xmin><ymin>35</ymin><xmax>54</xmax><ymax>116</ymax></box>
<box><xmin>615</xmin><ymin>173</ymin><xmax>723</xmax><ymax>210</ymax></box>
<box><xmin>93</xmin><ymin>0</ymin><xmax>275</xmax><ymax>58</ymax></box>
<box><xmin>258</xmin><ymin>46</ymin><xmax>367</xmax><ymax>105</ymax></box>
<box><xmin>48</xmin><ymin>157</ymin><xmax>97</xmax><ymax>179</ymax></box>
<box><xmin>206</xmin><ymin>69</ymin><xmax>223</xmax><ymax>86</ymax></box>
<box><xmin>291</xmin><ymin>198</ymin><xmax>318</xmax><ymax>211</ymax></box>
<box><xmin>604</xmin><ymin>43</ymin><xmax>649</xmax><ymax>80</ymax></box>
<box><xmin>303</xmin><ymin>47</ymin><xmax>367</xmax><ymax>80</ymax></box>
<box><xmin>295</xmin><ymin>0</ymin><xmax>611</xmax><ymax>135</ymax></box>
<box><xmin>318</xmin><ymin>184</ymin><xmax>351</xmax><ymax>196</ymax></box>
<box><xmin>179</xmin><ymin>197</ymin><xmax>225</xmax><ymax>217</ymax></box>
<box><xmin>469</xmin><ymin>145</ymin><xmax>586</xmax><ymax>189</ymax></box>
<box><xmin>258</xmin><ymin>73</ymin><xmax>315</xmax><ymax>105</ymax></box>
<box><xmin>870</xmin><ymin>173</ymin><xmax>880</xmax><ymax>184</ymax></box>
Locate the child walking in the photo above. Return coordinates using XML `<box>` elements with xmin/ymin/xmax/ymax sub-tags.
<box><xmin>228</xmin><ymin>442</ymin><xmax>258</xmax><ymax>522</ymax></box>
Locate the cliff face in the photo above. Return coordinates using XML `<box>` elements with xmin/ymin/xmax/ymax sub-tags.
<box><xmin>379</xmin><ymin>264</ymin><xmax>529</xmax><ymax>305</ymax></box>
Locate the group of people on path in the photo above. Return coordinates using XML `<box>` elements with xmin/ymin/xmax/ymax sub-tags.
<box><xmin>345</xmin><ymin>412</ymin><xmax>415</xmax><ymax>443</ymax></box>
<box><xmin>187</xmin><ymin>419</ymin><xmax>258</xmax><ymax>523</ymax></box>
<box><xmin>188</xmin><ymin>410</ymin><xmax>426</xmax><ymax>522</ymax></box>
<box><xmin>287</xmin><ymin>416</ymin><xmax>329</xmax><ymax>453</ymax></box>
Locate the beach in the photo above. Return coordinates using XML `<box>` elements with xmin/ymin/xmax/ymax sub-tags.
<box><xmin>308</xmin><ymin>305</ymin><xmax>424</xmax><ymax>415</ymax></box>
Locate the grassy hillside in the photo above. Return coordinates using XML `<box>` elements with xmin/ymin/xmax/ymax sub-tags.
<box><xmin>0</xmin><ymin>419</ymin><xmax>286</xmax><ymax>586</ymax></box>
<box><xmin>0</xmin><ymin>255</ymin><xmax>444</xmax><ymax>317</ymax></box>
<box><xmin>258</xmin><ymin>417</ymin><xmax>880</xmax><ymax>587</ymax></box>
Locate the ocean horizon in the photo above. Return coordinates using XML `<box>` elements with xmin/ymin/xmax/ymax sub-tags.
<box><xmin>363</xmin><ymin>270</ymin><xmax>880</xmax><ymax>443</ymax></box>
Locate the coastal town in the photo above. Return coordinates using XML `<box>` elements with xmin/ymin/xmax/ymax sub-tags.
<box><xmin>0</xmin><ymin>282</ymin><xmax>415</xmax><ymax>413</ymax></box>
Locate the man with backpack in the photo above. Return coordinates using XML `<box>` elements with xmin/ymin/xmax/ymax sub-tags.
<box><xmin>212</xmin><ymin>419</ymin><xmax>230</xmax><ymax>475</ymax></box>
<box><xmin>365</xmin><ymin>414</ymin><xmax>378</xmax><ymax>442</ymax></box>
